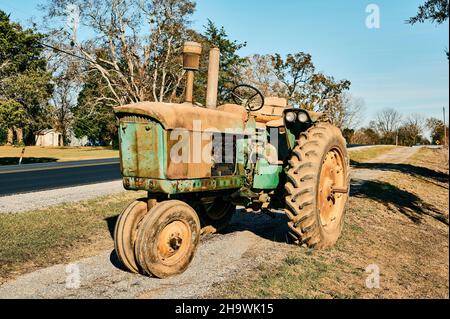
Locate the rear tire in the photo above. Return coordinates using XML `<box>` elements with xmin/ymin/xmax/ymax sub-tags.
<box><xmin>135</xmin><ymin>200</ymin><xmax>201</xmax><ymax>278</ymax></box>
<box><xmin>195</xmin><ymin>197</ymin><xmax>236</xmax><ymax>232</ymax></box>
<box><xmin>285</xmin><ymin>122</ymin><xmax>350</xmax><ymax>249</ymax></box>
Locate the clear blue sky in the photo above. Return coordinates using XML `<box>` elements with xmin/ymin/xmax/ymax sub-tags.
<box><xmin>1</xmin><ymin>0</ymin><xmax>449</xmax><ymax>128</ymax></box>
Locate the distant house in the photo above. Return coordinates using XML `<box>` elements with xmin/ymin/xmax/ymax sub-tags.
<box><xmin>35</xmin><ymin>129</ymin><xmax>62</xmax><ymax>147</ymax></box>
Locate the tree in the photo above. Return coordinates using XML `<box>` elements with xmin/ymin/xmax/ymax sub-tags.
<box><xmin>399</xmin><ymin>114</ymin><xmax>424</xmax><ymax>146</ymax></box>
<box><xmin>72</xmin><ymin>68</ymin><xmax>118</xmax><ymax>146</ymax></box>
<box><xmin>0</xmin><ymin>100</ymin><xmax>26</xmax><ymax>145</ymax></box>
<box><xmin>190</xmin><ymin>20</ymin><xmax>248</xmax><ymax>105</ymax></box>
<box><xmin>408</xmin><ymin>0</ymin><xmax>449</xmax><ymax>58</ymax></box>
<box><xmin>426</xmin><ymin>117</ymin><xmax>449</xmax><ymax>145</ymax></box>
<box><xmin>270</xmin><ymin>52</ymin><xmax>351</xmax><ymax>110</ymax></box>
<box><xmin>0</xmin><ymin>10</ymin><xmax>53</xmax><ymax>145</ymax></box>
<box><xmin>408</xmin><ymin>0</ymin><xmax>449</xmax><ymax>24</ymax></box>
<box><xmin>240</xmin><ymin>54</ymin><xmax>284</xmax><ymax>97</ymax></box>
<box><xmin>43</xmin><ymin>0</ymin><xmax>196</xmax><ymax>105</ymax></box>
<box><xmin>325</xmin><ymin>93</ymin><xmax>365</xmax><ymax>130</ymax></box>
<box><xmin>351</xmin><ymin>127</ymin><xmax>380</xmax><ymax>145</ymax></box>
<box><xmin>374</xmin><ymin>108</ymin><xmax>403</xmax><ymax>144</ymax></box>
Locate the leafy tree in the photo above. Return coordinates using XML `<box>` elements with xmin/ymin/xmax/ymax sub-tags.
<box><xmin>270</xmin><ymin>52</ymin><xmax>350</xmax><ymax>111</ymax></box>
<box><xmin>191</xmin><ymin>20</ymin><xmax>248</xmax><ymax>105</ymax></box>
<box><xmin>72</xmin><ymin>69</ymin><xmax>117</xmax><ymax>147</ymax></box>
<box><xmin>408</xmin><ymin>0</ymin><xmax>449</xmax><ymax>24</ymax></box>
<box><xmin>0</xmin><ymin>100</ymin><xmax>26</xmax><ymax>145</ymax></box>
<box><xmin>426</xmin><ymin>117</ymin><xmax>449</xmax><ymax>145</ymax></box>
<box><xmin>0</xmin><ymin>10</ymin><xmax>53</xmax><ymax>145</ymax></box>
<box><xmin>408</xmin><ymin>0</ymin><xmax>449</xmax><ymax>58</ymax></box>
<box><xmin>351</xmin><ymin>127</ymin><xmax>380</xmax><ymax>145</ymax></box>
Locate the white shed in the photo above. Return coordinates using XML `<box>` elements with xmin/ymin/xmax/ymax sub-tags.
<box><xmin>35</xmin><ymin>129</ymin><xmax>63</xmax><ymax>147</ymax></box>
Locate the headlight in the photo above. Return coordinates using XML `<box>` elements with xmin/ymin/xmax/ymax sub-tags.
<box><xmin>298</xmin><ymin>112</ymin><xmax>309</xmax><ymax>123</ymax></box>
<box><xmin>285</xmin><ymin>112</ymin><xmax>297</xmax><ymax>123</ymax></box>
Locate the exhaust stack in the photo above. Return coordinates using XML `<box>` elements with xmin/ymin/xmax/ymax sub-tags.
<box><xmin>182</xmin><ymin>42</ymin><xmax>202</xmax><ymax>103</ymax></box>
<box><xmin>206</xmin><ymin>47</ymin><xmax>220</xmax><ymax>109</ymax></box>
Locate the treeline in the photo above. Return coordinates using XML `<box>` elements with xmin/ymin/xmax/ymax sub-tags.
<box><xmin>345</xmin><ymin>108</ymin><xmax>449</xmax><ymax>146</ymax></box>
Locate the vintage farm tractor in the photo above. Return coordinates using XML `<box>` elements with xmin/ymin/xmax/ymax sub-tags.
<box><xmin>113</xmin><ymin>42</ymin><xmax>350</xmax><ymax>278</ymax></box>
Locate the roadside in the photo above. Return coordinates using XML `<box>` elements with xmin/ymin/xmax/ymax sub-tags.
<box><xmin>0</xmin><ymin>146</ymin><xmax>119</xmax><ymax>165</ymax></box>
<box><xmin>0</xmin><ymin>146</ymin><xmax>448</xmax><ymax>298</ymax></box>
<box><xmin>0</xmin><ymin>180</ymin><xmax>124</xmax><ymax>214</ymax></box>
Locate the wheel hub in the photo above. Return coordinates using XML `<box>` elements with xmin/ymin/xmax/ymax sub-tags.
<box><xmin>318</xmin><ymin>149</ymin><xmax>347</xmax><ymax>228</ymax></box>
<box><xmin>157</xmin><ymin>221</ymin><xmax>191</xmax><ymax>265</ymax></box>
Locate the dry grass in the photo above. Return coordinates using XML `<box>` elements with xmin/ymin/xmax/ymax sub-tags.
<box><xmin>0</xmin><ymin>146</ymin><xmax>119</xmax><ymax>165</ymax></box>
<box><xmin>205</xmin><ymin>146</ymin><xmax>449</xmax><ymax>299</ymax></box>
<box><xmin>0</xmin><ymin>190</ymin><xmax>145</xmax><ymax>283</ymax></box>
<box><xmin>348</xmin><ymin>146</ymin><xmax>397</xmax><ymax>163</ymax></box>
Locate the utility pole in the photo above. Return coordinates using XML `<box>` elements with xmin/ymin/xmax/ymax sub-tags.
<box><xmin>444</xmin><ymin>106</ymin><xmax>447</xmax><ymax>147</ymax></box>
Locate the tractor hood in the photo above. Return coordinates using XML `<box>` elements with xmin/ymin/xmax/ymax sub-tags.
<box><xmin>114</xmin><ymin>102</ymin><xmax>245</xmax><ymax>132</ymax></box>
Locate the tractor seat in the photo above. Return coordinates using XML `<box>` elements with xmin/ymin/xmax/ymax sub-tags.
<box><xmin>251</xmin><ymin>97</ymin><xmax>288</xmax><ymax>123</ymax></box>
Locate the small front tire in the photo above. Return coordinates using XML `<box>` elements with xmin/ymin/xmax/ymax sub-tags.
<box><xmin>134</xmin><ymin>200</ymin><xmax>201</xmax><ymax>278</ymax></box>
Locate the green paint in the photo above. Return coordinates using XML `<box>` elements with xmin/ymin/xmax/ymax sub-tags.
<box><xmin>253</xmin><ymin>159</ymin><xmax>283</xmax><ymax>189</ymax></box>
<box><xmin>119</xmin><ymin>120</ymin><xmax>166</xmax><ymax>179</ymax></box>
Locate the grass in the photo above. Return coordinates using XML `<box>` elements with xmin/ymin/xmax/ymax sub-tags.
<box><xmin>407</xmin><ymin>147</ymin><xmax>449</xmax><ymax>174</ymax></box>
<box><xmin>0</xmin><ymin>190</ymin><xmax>145</xmax><ymax>283</ymax></box>
<box><xmin>0</xmin><ymin>146</ymin><xmax>119</xmax><ymax>165</ymax></box>
<box><xmin>348</xmin><ymin>145</ymin><xmax>397</xmax><ymax>163</ymax></box>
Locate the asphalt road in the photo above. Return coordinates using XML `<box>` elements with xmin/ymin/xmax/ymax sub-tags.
<box><xmin>0</xmin><ymin>158</ymin><xmax>121</xmax><ymax>196</ymax></box>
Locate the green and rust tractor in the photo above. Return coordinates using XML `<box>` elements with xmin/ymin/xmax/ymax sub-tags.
<box><xmin>113</xmin><ymin>42</ymin><xmax>350</xmax><ymax>278</ymax></box>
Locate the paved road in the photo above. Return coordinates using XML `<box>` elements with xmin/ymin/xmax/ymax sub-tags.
<box><xmin>0</xmin><ymin>158</ymin><xmax>121</xmax><ymax>197</ymax></box>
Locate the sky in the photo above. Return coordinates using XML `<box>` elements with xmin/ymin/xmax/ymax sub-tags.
<box><xmin>1</xmin><ymin>0</ymin><xmax>449</xmax><ymax>129</ymax></box>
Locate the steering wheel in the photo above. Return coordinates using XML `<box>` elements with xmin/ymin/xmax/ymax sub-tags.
<box><xmin>230</xmin><ymin>84</ymin><xmax>265</xmax><ymax>112</ymax></box>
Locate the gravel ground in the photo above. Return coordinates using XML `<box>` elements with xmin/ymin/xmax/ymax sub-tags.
<box><xmin>0</xmin><ymin>181</ymin><xmax>124</xmax><ymax>214</ymax></box>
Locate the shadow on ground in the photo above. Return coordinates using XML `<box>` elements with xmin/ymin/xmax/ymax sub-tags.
<box><xmin>105</xmin><ymin>209</ymin><xmax>290</xmax><ymax>245</ymax></box>
<box><xmin>351</xmin><ymin>179</ymin><xmax>449</xmax><ymax>226</ymax></box>
<box><xmin>0</xmin><ymin>157</ymin><xmax>58</xmax><ymax>165</ymax></box>
<box><xmin>351</xmin><ymin>160</ymin><xmax>449</xmax><ymax>187</ymax></box>
<box><xmin>221</xmin><ymin>209</ymin><xmax>290</xmax><ymax>244</ymax></box>
<box><xmin>104</xmin><ymin>208</ymin><xmax>290</xmax><ymax>273</ymax></box>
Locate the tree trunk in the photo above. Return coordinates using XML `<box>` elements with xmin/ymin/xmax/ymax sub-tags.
<box><xmin>6</xmin><ymin>128</ymin><xmax>14</xmax><ymax>145</ymax></box>
<box><xmin>15</xmin><ymin>127</ymin><xmax>24</xmax><ymax>145</ymax></box>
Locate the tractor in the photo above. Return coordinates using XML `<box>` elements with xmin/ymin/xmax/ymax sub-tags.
<box><xmin>113</xmin><ymin>41</ymin><xmax>350</xmax><ymax>278</ymax></box>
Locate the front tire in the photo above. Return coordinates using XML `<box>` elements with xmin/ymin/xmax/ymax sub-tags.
<box><xmin>134</xmin><ymin>200</ymin><xmax>201</xmax><ymax>278</ymax></box>
<box><xmin>285</xmin><ymin>122</ymin><xmax>350</xmax><ymax>249</ymax></box>
<box><xmin>114</xmin><ymin>199</ymin><xmax>149</xmax><ymax>273</ymax></box>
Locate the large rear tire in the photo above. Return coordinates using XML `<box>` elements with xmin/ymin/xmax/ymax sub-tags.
<box><xmin>285</xmin><ymin>122</ymin><xmax>350</xmax><ymax>249</ymax></box>
<box><xmin>134</xmin><ymin>200</ymin><xmax>201</xmax><ymax>278</ymax></box>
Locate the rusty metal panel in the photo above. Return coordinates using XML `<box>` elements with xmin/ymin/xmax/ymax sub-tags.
<box><xmin>123</xmin><ymin>176</ymin><xmax>244</xmax><ymax>194</ymax></box>
<box><xmin>166</xmin><ymin>131</ymin><xmax>212</xmax><ymax>180</ymax></box>
<box><xmin>119</xmin><ymin>116</ymin><xmax>166</xmax><ymax>179</ymax></box>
